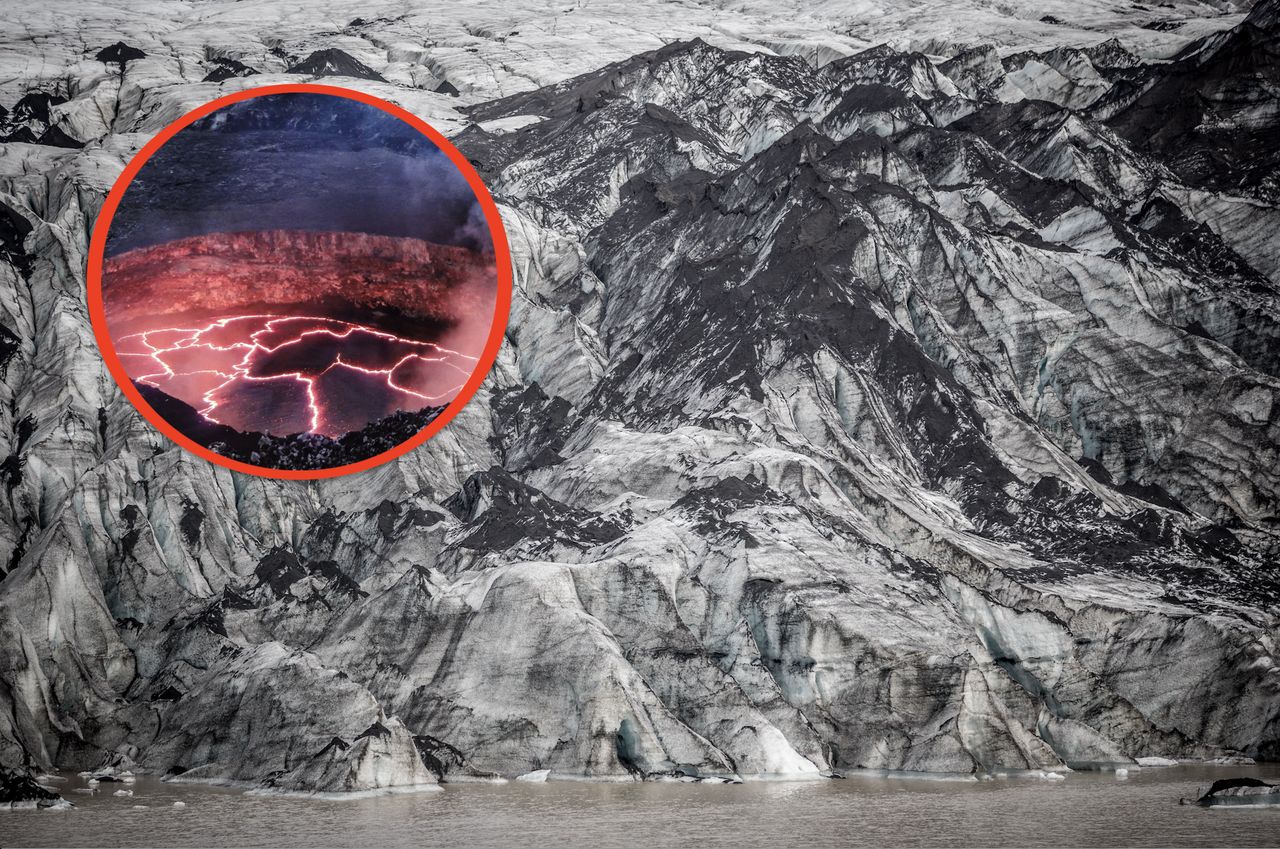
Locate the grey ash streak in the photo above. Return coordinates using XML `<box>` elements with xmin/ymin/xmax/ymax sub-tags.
<box><xmin>0</xmin><ymin>0</ymin><xmax>1278</xmax><ymax>801</ymax></box>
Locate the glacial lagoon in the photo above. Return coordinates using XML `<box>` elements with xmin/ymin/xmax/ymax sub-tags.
<box><xmin>4</xmin><ymin>764</ymin><xmax>1278</xmax><ymax>848</ymax></box>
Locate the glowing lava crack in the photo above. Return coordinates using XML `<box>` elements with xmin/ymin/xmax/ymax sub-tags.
<box><xmin>115</xmin><ymin>315</ymin><xmax>476</xmax><ymax>438</ymax></box>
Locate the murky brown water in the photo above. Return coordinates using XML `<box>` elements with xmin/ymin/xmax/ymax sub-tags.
<box><xmin>4</xmin><ymin>765</ymin><xmax>1278</xmax><ymax>848</ymax></box>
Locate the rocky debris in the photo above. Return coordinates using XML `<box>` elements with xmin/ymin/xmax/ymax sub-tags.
<box><xmin>136</xmin><ymin>382</ymin><xmax>445</xmax><ymax>471</ymax></box>
<box><xmin>202</xmin><ymin>57</ymin><xmax>259</xmax><ymax>83</ymax></box>
<box><xmin>251</xmin><ymin>548</ymin><xmax>366</xmax><ymax>602</ymax></box>
<box><xmin>0</xmin><ymin>201</ymin><xmax>32</xmax><ymax>276</ymax></box>
<box><xmin>94</xmin><ymin>42</ymin><xmax>146</xmax><ymax>69</ymax></box>
<box><xmin>0</xmin><ymin>0</ymin><xmax>1277</xmax><ymax>794</ymax></box>
<box><xmin>1190</xmin><ymin>777</ymin><xmax>1280</xmax><ymax>807</ymax></box>
<box><xmin>0</xmin><ymin>91</ymin><xmax>82</xmax><ymax>147</ymax></box>
<box><xmin>286</xmin><ymin>49</ymin><xmax>387</xmax><ymax>82</ymax></box>
<box><xmin>489</xmin><ymin>383</ymin><xmax>574</xmax><ymax>472</ymax></box>
<box><xmin>1085</xmin><ymin>39</ymin><xmax>1144</xmax><ymax>72</ymax></box>
<box><xmin>1</xmin><ymin>766</ymin><xmax>65</xmax><ymax>809</ymax></box>
<box><xmin>444</xmin><ymin>466</ymin><xmax>628</xmax><ymax>551</ymax></box>
<box><xmin>413</xmin><ymin>735</ymin><xmax>503</xmax><ymax>782</ymax></box>
<box><xmin>1103</xmin><ymin>0</ymin><xmax>1280</xmax><ymax>203</ymax></box>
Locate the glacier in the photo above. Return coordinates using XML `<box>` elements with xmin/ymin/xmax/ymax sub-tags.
<box><xmin>0</xmin><ymin>0</ymin><xmax>1277</xmax><ymax>800</ymax></box>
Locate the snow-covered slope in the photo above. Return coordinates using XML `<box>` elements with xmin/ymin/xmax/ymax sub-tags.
<box><xmin>0</xmin><ymin>0</ymin><xmax>1277</xmax><ymax>798</ymax></box>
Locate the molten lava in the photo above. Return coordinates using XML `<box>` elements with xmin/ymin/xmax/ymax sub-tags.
<box><xmin>102</xmin><ymin>230</ymin><xmax>497</xmax><ymax>441</ymax></box>
<box><xmin>116</xmin><ymin>315</ymin><xmax>475</xmax><ymax>438</ymax></box>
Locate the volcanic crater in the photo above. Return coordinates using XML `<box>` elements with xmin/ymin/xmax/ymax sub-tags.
<box><xmin>102</xmin><ymin>229</ymin><xmax>497</xmax><ymax>449</ymax></box>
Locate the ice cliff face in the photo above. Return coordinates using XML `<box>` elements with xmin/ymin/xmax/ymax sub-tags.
<box><xmin>0</xmin><ymin>0</ymin><xmax>1278</xmax><ymax>797</ymax></box>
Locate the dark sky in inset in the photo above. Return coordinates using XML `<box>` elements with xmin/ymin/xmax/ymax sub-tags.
<box><xmin>106</xmin><ymin>93</ymin><xmax>490</xmax><ymax>256</ymax></box>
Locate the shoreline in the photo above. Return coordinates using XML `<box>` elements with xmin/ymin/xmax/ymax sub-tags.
<box><xmin>15</xmin><ymin>757</ymin><xmax>1271</xmax><ymax>805</ymax></box>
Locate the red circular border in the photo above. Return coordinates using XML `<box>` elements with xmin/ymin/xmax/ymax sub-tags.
<box><xmin>87</xmin><ymin>83</ymin><xmax>512</xmax><ymax>480</ymax></box>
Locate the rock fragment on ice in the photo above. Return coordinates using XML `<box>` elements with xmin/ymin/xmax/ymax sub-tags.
<box><xmin>1191</xmin><ymin>778</ymin><xmax>1280</xmax><ymax>807</ymax></box>
<box><xmin>1</xmin><ymin>767</ymin><xmax>66</xmax><ymax>809</ymax></box>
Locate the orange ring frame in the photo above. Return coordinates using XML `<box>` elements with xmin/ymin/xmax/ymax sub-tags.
<box><xmin>86</xmin><ymin>83</ymin><xmax>512</xmax><ymax>480</ymax></box>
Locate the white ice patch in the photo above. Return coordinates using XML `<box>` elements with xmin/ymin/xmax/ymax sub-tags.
<box><xmin>478</xmin><ymin>114</ymin><xmax>547</xmax><ymax>134</ymax></box>
<box><xmin>516</xmin><ymin>769</ymin><xmax>551</xmax><ymax>783</ymax></box>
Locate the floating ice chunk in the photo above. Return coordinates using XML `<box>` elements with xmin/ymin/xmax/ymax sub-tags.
<box><xmin>114</xmin><ymin>789</ymin><xmax>133</xmax><ymax>796</ymax></box>
<box><xmin>1115</xmin><ymin>768</ymin><xmax>1129</xmax><ymax>779</ymax></box>
<box><xmin>173</xmin><ymin>801</ymin><xmax>187</xmax><ymax>808</ymax></box>
<box><xmin>1136</xmin><ymin>756</ymin><xmax>1178</xmax><ymax>767</ymax></box>
<box><xmin>515</xmin><ymin>769</ymin><xmax>551</xmax><ymax>783</ymax></box>
<box><xmin>131</xmin><ymin>804</ymin><xmax>149</xmax><ymax>810</ymax></box>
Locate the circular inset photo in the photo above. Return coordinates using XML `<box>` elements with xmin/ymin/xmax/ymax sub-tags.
<box><xmin>88</xmin><ymin>85</ymin><xmax>510</xmax><ymax>479</ymax></box>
